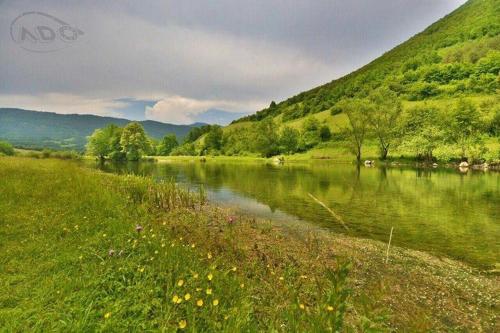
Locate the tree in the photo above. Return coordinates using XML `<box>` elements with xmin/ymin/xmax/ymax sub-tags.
<box><xmin>157</xmin><ymin>134</ymin><xmax>179</xmax><ymax>156</ymax></box>
<box><xmin>447</xmin><ymin>99</ymin><xmax>484</xmax><ymax>160</ymax></box>
<box><xmin>338</xmin><ymin>99</ymin><xmax>372</xmax><ymax>163</ymax></box>
<box><xmin>253</xmin><ymin>118</ymin><xmax>279</xmax><ymax>157</ymax></box>
<box><xmin>204</xmin><ymin>126</ymin><xmax>223</xmax><ymax>153</ymax></box>
<box><xmin>400</xmin><ymin>106</ymin><xmax>444</xmax><ymax>162</ymax></box>
<box><xmin>120</xmin><ymin>122</ymin><xmax>151</xmax><ymax>161</ymax></box>
<box><xmin>0</xmin><ymin>140</ymin><xmax>15</xmax><ymax>156</ymax></box>
<box><xmin>302</xmin><ymin>117</ymin><xmax>321</xmax><ymax>148</ymax></box>
<box><xmin>279</xmin><ymin>126</ymin><xmax>299</xmax><ymax>154</ymax></box>
<box><xmin>86</xmin><ymin>124</ymin><xmax>122</xmax><ymax>161</ymax></box>
<box><xmin>367</xmin><ymin>88</ymin><xmax>403</xmax><ymax>159</ymax></box>
<box><xmin>319</xmin><ymin>125</ymin><xmax>332</xmax><ymax>142</ymax></box>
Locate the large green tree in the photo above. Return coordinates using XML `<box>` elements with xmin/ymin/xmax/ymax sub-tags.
<box><xmin>400</xmin><ymin>106</ymin><xmax>444</xmax><ymax>162</ymax></box>
<box><xmin>157</xmin><ymin>134</ymin><xmax>179</xmax><ymax>156</ymax></box>
<box><xmin>86</xmin><ymin>124</ymin><xmax>122</xmax><ymax>161</ymax></box>
<box><xmin>253</xmin><ymin>118</ymin><xmax>279</xmax><ymax>157</ymax></box>
<box><xmin>279</xmin><ymin>126</ymin><xmax>300</xmax><ymax>154</ymax></box>
<box><xmin>447</xmin><ymin>100</ymin><xmax>485</xmax><ymax>160</ymax></box>
<box><xmin>338</xmin><ymin>99</ymin><xmax>372</xmax><ymax>163</ymax></box>
<box><xmin>120</xmin><ymin>122</ymin><xmax>151</xmax><ymax>161</ymax></box>
<box><xmin>367</xmin><ymin>88</ymin><xmax>403</xmax><ymax>159</ymax></box>
<box><xmin>204</xmin><ymin>126</ymin><xmax>223</xmax><ymax>153</ymax></box>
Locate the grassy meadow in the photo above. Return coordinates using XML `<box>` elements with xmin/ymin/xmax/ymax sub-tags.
<box><xmin>0</xmin><ymin>156</ymin><xmax>498</xmax><ymax>332</ymax></box>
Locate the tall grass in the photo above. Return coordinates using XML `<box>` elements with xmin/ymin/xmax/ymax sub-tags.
<box><xmin>0</xmin><ymin>157</ymin><xmax>351</xmax><ymax>332</ymax></box>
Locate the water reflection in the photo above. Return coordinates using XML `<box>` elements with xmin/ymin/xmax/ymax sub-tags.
<box><xmin>90</xmin><ymin>160</ymin><xmax>499</xmax><ymax>269</ymax></box>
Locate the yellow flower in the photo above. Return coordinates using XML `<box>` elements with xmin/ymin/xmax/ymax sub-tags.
<box><xmin>327</xmin><ymin>305</ymin><xmax>334</xmax><ymax>312</ymax></box>
<box><xmin>212</xmin><ymin>299</ymin><xmax>219</xmax><ymax>306</ymax></box>
<box><xmin>177</xmin><ymin>279</ymin><xmax>184</xmax><ymax>287</ymax></box>
<box><xmin>240</xmin><ymin>283</ymin><xmax>245</xmax><ymax>289</ymax></box>
<box><xmin>102</xmin><ymin>233</ymin><xmax>107</xmax><ymax>238</ymax></box>
<box><xmin>279</xmin><ymin>276</ymin><xmax>284</xmax><ymax>281</ymax></box>
<box><xmin>231</xmin><ymin>267</ymin><xmax>237</xmax><ymax>272</ymax></box>
<box><xmin>138</xmin><ymin>267</ymin><xmax>145</xmax><ymax>273</ymax></box>
<box><xmin>206</xmin><ymin>288</ymin><xmax>212</xmax><ymax>295</ymax></box>
<box><xmin>104</xmin><ymin>312</ymin><xmax>112</xmax><ymax>319</ymax></box>
<box><xmin>191</xmin><ymin>244</ymin><xmax>195</xmax><ymax>248</ymax></box>
<box><xmin>154</xmin><ymin>250</ymin><xmax>158</xmax><ymax>254</ymax></box>
<box><xmin>300</xmin><ymin>275</ymin><xmax>308</xmax><ymax>279</ymax></box>
<box><xmin>184</xmin><ymin>293</ymin><xmax>191</xmax><ymax>301</ymax></box>
<box><xmin>78</xmin><ymin>255</ymin><xmax>83</xmax><ymax>260</ymax></box>
<box><xmin>224</xmin><ymin>315</ymin><xmax>229</xmax><ymax>320</ymax></box>
<box><xmin>179</xmin><ymin>237</ymin><xmax>183</xmax><ymax>241</ymax></box>
<box><xmin>207</xmin><ymin>273</ymin><xmax>213</xmax><ymax>281</ymax></box>
<box><xmin>193</xmin><ymin>273</ymin><xmax>199</xmax><ymax>279</ymax></box>
<box><xmin>178</xmin><ymin>320</ymin><xmax>187</xmax><ymax>329</ymax></box>
<box><xmin>299</xmin><ymin>304</ymin><xmax>305</xmax><ymax>310</ymax></box>
<box><xmin>207</xmin><ymin>252</ymin><xmax>212</xmax><ymax>259</ymax></box>
<box><xmin>196</xmin><ymin>287</ymin><xmax>202</xmax><ymax>292</ymax></box>
<box><xmin>196</xmin><ymin>299</ymin><xmax>204</xmax><ymax>307</ymax></box>
<box><xmin>172</xmin><ymin>295</ymin><xmax>179</xmax><ymax>303</ymax></box>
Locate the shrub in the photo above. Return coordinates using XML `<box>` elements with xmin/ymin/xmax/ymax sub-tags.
<box><xmin>0</xmin><ymin>141</ymin><xmax>15</xmax><ymax>156</ymax></box>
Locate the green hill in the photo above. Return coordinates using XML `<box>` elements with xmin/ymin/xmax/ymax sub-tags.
<box><xmin>0</xmin><ymin>108</ymin><xmax>200</xmax><ymax>151</ymax></box>
<box><xmin>213</xmin><ymin>0</ymin><xmax>499</xmax><ymax>161</ymax></box>
<box><xmin>236</xmin><ymin>0</ymin><xmax>499</xmax><ymax>123</ymax></box>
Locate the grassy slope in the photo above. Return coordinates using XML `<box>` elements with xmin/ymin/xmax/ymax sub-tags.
<box><xmin>0</xmin><ymin>157</ymin><xmax>498</xmax><ymax>331</ymax></box>
<box><xmin>216</xmin><ymin>0</ymin><xmax>499</xmax><ymax>161</ymax></box>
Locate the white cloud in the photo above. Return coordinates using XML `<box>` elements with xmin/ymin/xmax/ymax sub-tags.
<box><xmin>145</xmin><ymin>96</ymin><xmax>259</xmax><ymax>124</ymax></box>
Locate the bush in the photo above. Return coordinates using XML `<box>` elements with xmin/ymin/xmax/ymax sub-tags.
<box><xmin>0</xmin><ymin>141</ymin><xmax>15</xmax><ymax>156</ymax></box>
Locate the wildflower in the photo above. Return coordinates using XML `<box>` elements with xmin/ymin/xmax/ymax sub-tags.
<box><xmin>191</xmin><ymin>244</ymin><xmax>195</xmax><ymax>248</ymax></box>
<box><xmin>327</xmin><ymin>305</ymin><xmax>334</xmax><ymax>312</ymax></box>
<box><xmin>154</xmin><ymin>250</ymin><xmax>158</xmax><ymax>254</ymax></box>
<box><xmin>193</xmin><ymin>273</ymin><xmax>199</xmax><ymax>279</ymax></box>
<box><xmin>224</xmin><ymin>315</ymin><xmax>229</xmax><ymax>320</ymax></box>
<box><xmin>102</xmin><ymin>233</ymin><xmax>107</xmax><ymax>238</ymax></box>
<box><xmin>179</xmin><ymin>237</ymin><xmax>183</xmax><ymax>241</ymax></box>
<box><xmin>104</xmin><ymin>312</ymin><xmax>112</xmax><ymax>319</ymax></box>
<box><xmin>196</xmin><ymin>288</ymin><xmax>202</xmax><ymax>292</ymax></box>
<box><xmin>231</xmin><ymin>267</ymin><xmax>237</xmax><ymax>272</ymax></box>
<box><xmin>184</xmin><ymin>293</ymin><xmax>191</xmax><ymax>301</ymax></box>
<box><xmin>178</xmin><ymin>320</ymin><xmax>187</xmax><ymax>329</ymax></box>
<box><xmin>206</xmin><ymin>288</ymin><xmax>212</xmax><ymax>295</ymax></box>
<box><xmin>135</xmin><ymin>225</ymin><xmax>143</xmax><ymax>233</ymax></box>
<box><xmin>207</xmin><ymin>273</ymin><xmax>213</xmax><ymax>281</ymax></box>
<box><xmin>240</xmin><ymin>283</ymin><xmax>245</xmax><ymax>289</ymax></box>
<box><xmin>138</xmin><ymin>267</ymin><xmax>145</xmax><ymax>273</ymax></box>
<box><xmin>162</xmin><ymin>222</ymin><xmax>166</xmax><ymax>226</ymax></box>
<box><xmin>177</xmin><ymin>279</ymin><xmax>184</xmax><ymax>287</ymax></box>
<box><xmin>300</xmin><ymin>275</ymin><xmax>308</xmax><ymax>279</ymax></box>
<box><xmin>212</xmin><ymin>299</ymin><xmax>219</xmax><ymax>306</ymax></box>
<box><xmin>161</xmin><ymin>244</ymin><xmax>165</xmax><ymax>248</ymax></box>
<box><xmin>207</xmin><ymin>252</ymin><xmax>212</xmax><ymax>259</ymax></box>
<box><xmin>78</xmin><ymin>255</ymin><xmax>83</xmax><ymax>260</ymax></box>
<box><xmin>279</xmin><ymin>276</ymin><xmax>284</xmax><ymax>281</ymax></box>
<box><xmin>299</xmin><ymin>304</ymin><xmax>305</xmax><ymax>310</ymax></box>
<box><xmin>172</xmin><ymin>295</ymin><xmax>179</xmax><ymax>303</ymax></box>
<box><xmin>196</xmin><ymin>299</ymin><xmax>204</xmax><ymax>307</ymax></box>
<box><xmin>108</xmin><ymin>249</ymin><xmax>115</xmax><ymax>257</ymax></box>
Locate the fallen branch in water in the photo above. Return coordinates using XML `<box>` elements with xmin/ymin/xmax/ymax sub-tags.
<box><xmin>385</xmin><ymin>226</ymin><xmax>394</xmax><ymax>264</ymax></box>
<box><xmin>308</xmin><ymin>193</ymin><xmax>349</xmax><ymax>231</ymax></box>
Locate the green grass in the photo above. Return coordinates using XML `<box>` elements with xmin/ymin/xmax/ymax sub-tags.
<box><xmin>1</xmin><ymin>157</ymin><xmax>497</xmax><ymax>331</ymax></box>
<box><xmin>0</xmin><ymin>157</ymin><xmax>351</xmax><ymax>332</ymax></box>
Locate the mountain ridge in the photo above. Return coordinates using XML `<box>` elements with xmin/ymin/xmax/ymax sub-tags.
<box><xmin>0</xmin><ymin>108</ymin><xmax>201</xmax><ymax>150</ymax></box>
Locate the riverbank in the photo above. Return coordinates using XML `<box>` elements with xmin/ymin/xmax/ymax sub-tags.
<box><xmin>0</xmin><ymin>157</ymin><xmax>497</xmax><ymax>331</ymax></box>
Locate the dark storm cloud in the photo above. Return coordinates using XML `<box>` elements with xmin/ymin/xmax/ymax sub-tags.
<box><xmin>0</xmin><ymin>0</ymin><xmax>466</xmax><ymax>123</ymax></box>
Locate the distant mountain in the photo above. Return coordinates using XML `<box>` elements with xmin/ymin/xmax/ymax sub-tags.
<box><xmin>0</xmin><ymin>108</ymin><xmax>199</xmax><ymax>150</ymax></box>
<box><xmin>193</xmin><ymin>109</ymin><xmax>250</xmax><ymax>125</ymax></box>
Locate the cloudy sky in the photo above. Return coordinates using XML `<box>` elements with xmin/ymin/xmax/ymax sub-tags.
<box><xmin>0</xmin><ymin>0</ymin><xmax>466</xmax><ymax>124</ymax></box>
